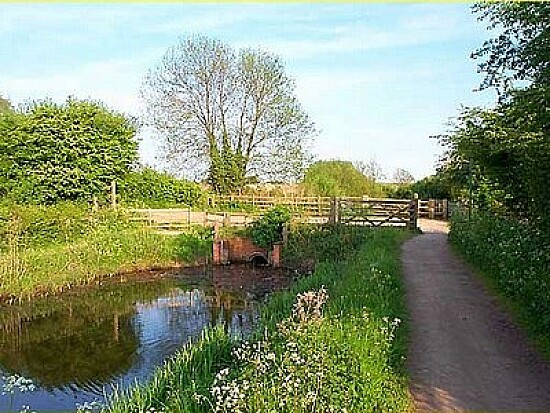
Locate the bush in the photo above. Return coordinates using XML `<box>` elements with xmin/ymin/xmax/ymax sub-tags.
<box><xmin>450</xmin><ymin>213</ymin><xmax>550</xmax><ymax>353</ymax></box>
<box><xmin>282</xmin><ymin>224</ymin><xmax>370</xmax><ymax>268</ymax></box>
<box><xmin>118</xmin><ymin>168</ymin><xmax>206</xmax><ymax>208</ymax></box>
<box><xmin>0</xmin><ymin>99</ymin><xmax>137</xmax><ymax>204</ymax></box>
<box><xmin>250</xmin><ymin>206</ymin><xmax>291</xmax><ymax>249</ymax></box>
<box><xmin>173</xmin><ymin>227</ymin><xmax>213</xmax><ymax>263</ymax></box>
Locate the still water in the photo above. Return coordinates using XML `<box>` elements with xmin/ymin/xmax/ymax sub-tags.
<box><xmin>0</xmin><ymin>265</ymin><xmax>292</xmax><ymax>411</ymax></box>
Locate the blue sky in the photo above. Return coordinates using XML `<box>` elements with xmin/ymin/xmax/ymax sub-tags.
<box><xmin>0</xmin><ymin>3</ymin><xmax>497</xmax><ymax>180</ymax></box>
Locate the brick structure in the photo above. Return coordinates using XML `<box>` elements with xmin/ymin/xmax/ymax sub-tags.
<box><xmin>212</xmin><ymin>236</ymin><xmax>281</xmax><ymax>267</ymax></box>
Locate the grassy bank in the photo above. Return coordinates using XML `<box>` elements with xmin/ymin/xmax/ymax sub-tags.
<box><xmin>450</xmin><ymin>213</ymin><xmax>550</xmax><ymax>355</ymax></box>
<box><xmin>0</xmin><ymin>203</ymin><xmax>212</xmax><ymax>301</ymax></box>
<box><xmin>107</xmin><ymin>226</ymin><xmax>412</xmax><ymax>413</ymax></box>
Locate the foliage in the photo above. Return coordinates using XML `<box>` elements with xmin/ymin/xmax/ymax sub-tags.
<box><xmin>436</xmin><ymin>3</ymin><xmax>550</xmax><ymax>226</ymax></box>
<box><xmin>471</xmin><ymin>1</ymin><xmax>549</xmax><ymax>95</ymax></box>
<box><xmin>106</xmin><ymin>227</ymin><xmax>412</xmax><ymax>413</ymax></box>
<box><xmin>450</xmin><ymin>213</ymin><xmax>550</xmax><ymax>355</ymax></box>
<box><xmin>142</xmin><ymin>35</ymin><xmax>315</xmax><ymax>193</ymax></box>
<box><xmin>250</xmin><ymin>206</ymin><xmax>291</xmax><ymax>249</ymax></box>
<box><xmin>302</xmin><ymin>160</ymin><xmax>385</xmax><ymax>197</ymax></box>
<box><xmin>208</xmin><ymin>289</ymin><xmax>406</xmax><ymax>412</ymax></box>
<box><xmin>385</xmin><ymin>172</ymin><xmax>453</xmax><ymax>200</ymax></box>
<box><xmin>436</xmin><ymin>96</ymin><xmax>550</xmax><ymax>223</ymax></box>
<box><xmin>0</xmin><ymin>202</ymin><xmax>95</xmax><ymax>252</ymax></box>
<box><xmin>283</xmin><ymin>224</ymin><xmax>370</xmax><ymax>268</ymax></box>
<box><xmin>173</xmin><ymin>227</ymin><xmax>213</xmax><ymax>263</ymax></box>
<box><xmin>0</xmin><ymin>98</ymin><xmax>138</xmax><ymax>204</ymax></box>
<box><xmin>118</xmin><ymin>168</ymin><xmax>206</xmax><ymax>208</ymax></box>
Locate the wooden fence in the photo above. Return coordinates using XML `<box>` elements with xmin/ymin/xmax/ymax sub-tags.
<box><xmin>129</xmin><ymin>195</ymin><xmax>449</xmax><ymax>231</ymax></box>
<box><xmin>335</xmin><ymin>197</ymin><xmax>416</xmax><ymax>228</ymax></box>
<box><xmin>419</xmin><ymin>199</ymin><xmax>449</xmax><ymax>220</ymax></box>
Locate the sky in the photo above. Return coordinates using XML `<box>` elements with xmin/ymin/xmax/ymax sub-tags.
<box><xmin>0</xmin><ymin>3</ymin><xmax>497</xmax><ymax>181</ymax></box>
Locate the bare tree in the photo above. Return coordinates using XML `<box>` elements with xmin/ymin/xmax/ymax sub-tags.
<box><xmin>142</xmin><ymin>35</ymin><xmax>315</xmax><ymax>193</ymax></box>
<box><xmin>354</xmin><ymin>159</ymin><xmax>385</xmax><ymax>182</ymax></box>
<box><xmin>392</xmin><ymin>168</ymin><xmax>415</xmax><ymax>184</ymax></box>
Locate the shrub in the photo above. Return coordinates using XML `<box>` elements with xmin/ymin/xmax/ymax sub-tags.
<box><xmin>302</xmin><ymin>160</ymin><xmax>385</xmax><ymax>197</ymax></box>
<box><xmin>173</xmin><ymin>227</ymin><xmax>213</xmax><ymax>263</ymax></box>
<box><xmin>250</xmin><ymin>206</ymin><xmax>291</xmax><ymax>249</ymax></box>
<box><xmin>118</xmin><ymin>168</ymin><xmax>206</xmax><ymax>208</ymax></box>
<box><xmin>450</xmin><ymin>213</ymin><xmax>550</xmax><ymax>353</ymax></box>
<box><xmin>0</xmin><ymin>99</ymin><xmax>137</xmax><ymax>204</ymax></box>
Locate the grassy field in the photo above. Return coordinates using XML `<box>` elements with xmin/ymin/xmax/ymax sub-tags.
<box><xmin>0</xmin><ymin>203</ymin><xmax>212</xmax><ymax>301</ymax></box>
<box><xmin>450</xmin><ymin>213</ymin><xmax>550</xmax><ymax>356</ymax></box>
<box><xmin>107</xmin><ymin>226</ymin><xmax>412</xmax><ymax>413</ymax></box>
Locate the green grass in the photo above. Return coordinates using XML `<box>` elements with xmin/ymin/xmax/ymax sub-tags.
<box><xmin>0</xmin><ymin>203</ymin><xmax>213</xmax><ymax>301</ymax></box>
<box><xmin>106</xmin><ymin>226</ymin><xmax>412</xmax><ymax>413</ymax></box>
<box><xmin>108</xmin><ymin>327</ymin><xmax>233</xmax><ymax>413</ymax></box>
<box><xmin>450</xmin><ymin>213</ymin><xmax>550</xmax><ymax>356</ymax></box>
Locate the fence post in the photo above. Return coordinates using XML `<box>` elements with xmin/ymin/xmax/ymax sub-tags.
<box><xmin>428</xmin><ymin>199</ymin><xmax>435</xmax><ymax>219</ymax></box>
<box><xmin>329</xmin><ymin>197</ymin><xmax>337</xmax><ymax>224</ymax></box>
<box><xmin>282</xmin><ymin>223</ymin><xmax>289</xmax><ymax>245</ymax></box>
<box><xmin>442</xmin><ymin>199</ymin><xmax>449</xmax><ymax>220</ymax></box>
<box><xmin>110</xmin><ymin>180</ymin><xmax>117</xmax><ymax>210</ymax></box>
<box><xmin>409</xmin><ymin>193</ymin><xmax>419</xmax><ymax>230</ymax></box>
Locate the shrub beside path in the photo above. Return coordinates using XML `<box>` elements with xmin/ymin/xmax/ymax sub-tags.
<box><xmin>402</xmin><ymin>219</ymin><xmax>550</xmax><ymax>412</ymax></box>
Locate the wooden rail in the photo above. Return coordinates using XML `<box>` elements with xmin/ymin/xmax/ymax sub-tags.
<box><xmin>129</xmin><ymin>196</ymin><xmax>448</xmax><ymax>232</ymax></box>
<box><xmin>418</xmin><ymin>199</ymin><xmax>449</xmax><ymax>219</ymax></box>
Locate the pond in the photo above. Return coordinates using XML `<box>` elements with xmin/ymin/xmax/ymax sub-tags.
<box><xmin>0</xmin><ymin>265</ymin><xmax>293</xmax><ymax>412</ymax></box>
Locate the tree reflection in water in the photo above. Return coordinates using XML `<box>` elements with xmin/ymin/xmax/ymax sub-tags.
<box><xmin>0</xmin><ymin>264</ymin><xmax>292</xmax><ymax>410</ymax></box>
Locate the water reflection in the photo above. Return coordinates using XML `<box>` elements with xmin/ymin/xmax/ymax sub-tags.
<box><xmin>0</xmin><ymin>265</ymin><xmax>292</xmax><ymax>411</ymax></box>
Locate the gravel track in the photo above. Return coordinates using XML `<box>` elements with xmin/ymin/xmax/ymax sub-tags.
<box><xmin>402</xmin><ymin>220</ymin><xmax>550</xmax><ymax>412</ymax></box>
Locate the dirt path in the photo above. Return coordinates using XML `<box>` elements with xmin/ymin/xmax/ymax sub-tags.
<box><xmin>402</xmin><ymin>219</ymin><xmax>550</xmax><ymax>412</ymax></box>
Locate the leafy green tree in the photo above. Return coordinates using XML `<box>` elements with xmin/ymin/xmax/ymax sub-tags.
<box><xmin>0</xmin><ymin>99</ymin><xmax>138</xmax><ymax>203</ymax></box>
<box><xmin>472</xmin><ymin>1</ymin><xmax>549</xmax><ymax>95</ymax></box>
<box><xmin>142</xmin><ymin>35</ymin><xmax>315</xmax><ymax>194</ymax></box>
<box><xmin>437</xmin><ymin>3</ymin><xmax>550</xmax><ymax>224</ymax></box>
<box><xmin>302</xmin><ymin>160</ymin><xmax>384</xmax><ymax>197</ymax></box>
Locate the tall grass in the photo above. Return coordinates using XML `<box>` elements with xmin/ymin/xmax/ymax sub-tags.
<box><xmin>108</xmin><ymin>327</ymin><xmax>233</xmax><ymax>413</ymax></box>
<box><xmin>450</xmin><ymin>213</ymin><xmax>550</xmax><ymax>355</ymax></box>
<box><xmin>0</xmin><ymin>203</ymin><xmax>212</xmax><ymax>301</ymax></box>
<box><xmin>106</xmin><ymin>227</ymin><xmax>412</xmax><ymax>413</ymax></box>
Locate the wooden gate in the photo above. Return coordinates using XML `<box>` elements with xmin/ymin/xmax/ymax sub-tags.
<box><xmin>331</xmin><ymin>197</ymin><xmax>417</xmax><ymax>229</ymax></box>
